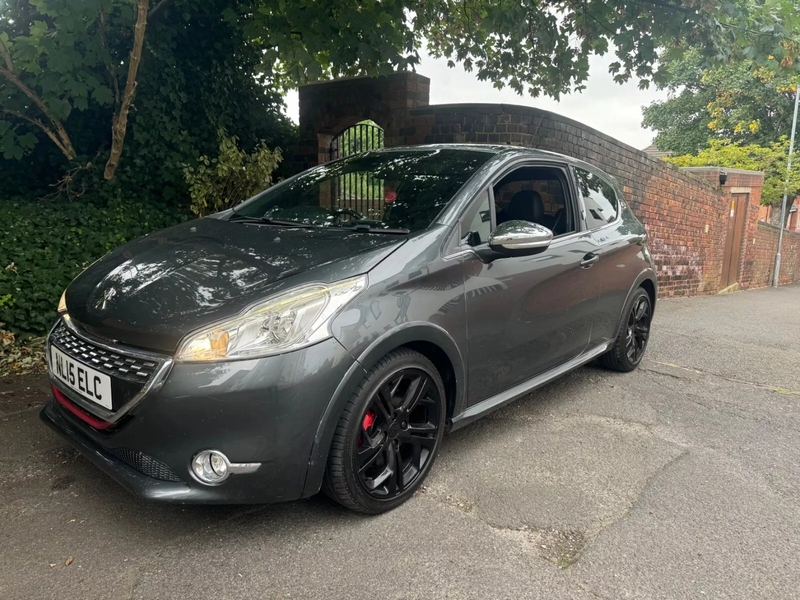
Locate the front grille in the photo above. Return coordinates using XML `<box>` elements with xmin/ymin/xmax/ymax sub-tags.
<box><xmin>50</xmin><ymin>321</ymin><xmax>160</xmax><ymax>385</ymax></box>
<box><xmin>111</xmin><ymin>448</ymin><xmax>183</xmax><ymax>482</ymax></box>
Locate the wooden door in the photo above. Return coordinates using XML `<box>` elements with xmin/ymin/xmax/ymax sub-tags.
<box><xmin>721</xmin><ymin>193</ymin><xmax>749</xmax><ymax>288</ymax></box>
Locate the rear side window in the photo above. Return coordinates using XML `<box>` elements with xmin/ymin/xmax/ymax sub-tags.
<box><xmin>574</xmin><ymin>167</ymin><xmax>618</xmax><ymax>229</ymax></box>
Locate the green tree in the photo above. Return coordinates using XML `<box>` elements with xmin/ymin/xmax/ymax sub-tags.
<box><xmin>247</xmin><ymin>0</ymin><xmax>800</xmax><ymax>98</ymax></box>
<box><xmin>642</xmin><ymin>51</ymin><xmax>798</xmax><ymax>154</ymax></box>
<box><xmin>0</xmin><ymin>0</ymin><xmax>296</xmax><ymax>199</ymax></box>
<box><xmin>0</xmin><ymin>0</ymin><xmax>149</xmax><ymax>178</ymax></box>
<box><xmin>665</xmin><ymin>138</ymin><xmax>800</xmax><ymax>219</ymax></box>
<box><xmin>2</xmin><ymin>0</ymin><xmax>799</xmax><ymax>192</ymax></box>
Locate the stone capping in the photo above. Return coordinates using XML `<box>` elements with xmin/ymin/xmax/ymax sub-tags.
<box><xmin>407</xmin><ymin>102</ymin><xmax>730</xmax><ymax>194</ymax></box>
<box><xmin>682</xmin><ymin>166</ymin><xmax>768</xmax><ymax>176</ymax></box>
<box><xmin>301</xmin><ymin>72</ymin><xmax>431</xmax><ymax>89</ymax></box>
<box><xmin>410</xmin><ymin>102</ymin><xmax>672</xmax><ymax>157</ymax></box>
<box><xmin>758</xmin><ymin>221</ymin><xmax>800</xmax><ymax>237</ymax></box>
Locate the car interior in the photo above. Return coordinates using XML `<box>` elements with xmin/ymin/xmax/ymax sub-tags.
<box><xmin>493</xmin><ymin>166</ymin><xmax>574</xmax><ymax>237</ymax></box>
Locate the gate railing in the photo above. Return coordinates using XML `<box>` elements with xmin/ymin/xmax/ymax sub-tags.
<box><xmin>330</xmin><ymin>121</ymin><xmax>385</xmax><ymax>218</ymax></box>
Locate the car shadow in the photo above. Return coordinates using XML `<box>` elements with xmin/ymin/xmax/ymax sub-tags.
<box><xmin>28</xmin><ymin>361</ymin><xmax>618</xmax><ymax>536</ymax></box>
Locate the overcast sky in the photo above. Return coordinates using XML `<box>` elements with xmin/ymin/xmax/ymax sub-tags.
<box><xmin>283</xmin><ymin>51</ymin><xmax>670</xmax><ymax>150</ymax></box>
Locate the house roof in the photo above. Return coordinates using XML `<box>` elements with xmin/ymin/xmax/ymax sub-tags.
<box><xmin>642</xmin><ymin>144</ymin><xmax>673</xmax><ymax>159</ymax></box>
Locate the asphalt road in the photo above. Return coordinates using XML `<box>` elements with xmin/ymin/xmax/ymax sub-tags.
<box><xmin>2</xmin><ymin>285</ymin><xmax>800</xmax><ymax>600</ymax></box>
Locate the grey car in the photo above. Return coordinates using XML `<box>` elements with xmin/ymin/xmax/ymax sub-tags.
<box><xmin>42</xmin><ymin>145</ymin><xmax>657</xmax><ymax>513</ymax></box>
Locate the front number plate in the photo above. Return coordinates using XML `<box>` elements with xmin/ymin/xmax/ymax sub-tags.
<box><xmin>50</xmin><ymin>346</ymin><xmax>113</xmax><ymax>410</ymax></box>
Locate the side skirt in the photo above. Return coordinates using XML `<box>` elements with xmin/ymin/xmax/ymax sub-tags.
<box><xmin>449</xmin><ymin>341</ymin><xmax>613</xmax><ymax>431</ymax></box>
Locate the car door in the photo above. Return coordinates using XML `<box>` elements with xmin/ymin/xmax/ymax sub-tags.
<box><xmin>572</xmin><ymin>165</ymin><xmax>642</xmax><ymax>345</ymax></box>
<box><xmin>460</xmin><ymin>161</ymin><xmax>601</xmax><ymax>407</ymax></box>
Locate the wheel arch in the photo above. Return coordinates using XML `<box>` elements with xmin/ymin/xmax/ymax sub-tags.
<box><xmin>400</xmin><ymin>340</ymin><xmax>458</xmax><ymax>421</ymax></box>
<box><xmin>613</xmin><ymin>269</ymin><xmax>658</xmax><ymax>339</ymax></box>
<box><xmin>639</xmin><ymin>277</ymin><xmax>657</xmax><ymax>311</ymax></box>
<box><xmin>301</xmin><ymin>323</ymin><xmax>465</xmax><ymax>498</ymax></box>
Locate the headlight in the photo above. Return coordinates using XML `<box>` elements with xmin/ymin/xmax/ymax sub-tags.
<box><xmin>57</xmin><ymin>290</ymin><xmax>67</xmax><ymax>314</ymax></box>
<box><xmin>176</xmin><ymin>276</ymin><xmax>367</xmax><ymax>362</ymax></box>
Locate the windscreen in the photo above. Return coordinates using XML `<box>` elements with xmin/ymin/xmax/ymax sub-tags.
<box><xmin>233</xmin><ymin>149</ymin><xmax>492</xmax><ymax>233</ymax></box>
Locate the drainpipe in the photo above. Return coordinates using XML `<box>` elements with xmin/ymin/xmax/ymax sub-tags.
<box><xmin>774</xmin><ymin>85</ymin><xmax>800</xmax><ymax>287</ymax></box>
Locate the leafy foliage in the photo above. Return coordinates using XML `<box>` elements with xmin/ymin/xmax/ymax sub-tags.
<box><xmin>0</xmin><ymin>197</ymin><xmax>189</xmax><ymax>336</ymax></box>
<box><xmin>0</xmin><ymin>0</ymin><xmax>297</xmax><ymax>200</ymax></box>
<box><xmin>643</xmin><ymin>50</ymin><xmax>798</xmax><ymax>154</ymax></box>
<box><xmin>184</xmin><ymin>129</ymin><xmax>282</xmax><ymax>217</ymax></box>
<box><xmin>250</xmin><ymin>0</ymin><xmax>800</xmax><ymax>99</ymax></box>
<box><xmin>2</xmin><ymin>0</ymin><xmax>798</xmax><ymax>173</ymax></box>
<box><xmin>2</xmin><ymin>0</ymin><xmax>797</xmax><ymax>192</ymax></box>
<box><xmin>665</xmin><ymin>138</ymin><xmax>800</xmax><ymax>206</ymax></box>
<box><xmin>0</xmin><ymin>0</ymin><xmax>135</xmax><ymax>161</ymax></box>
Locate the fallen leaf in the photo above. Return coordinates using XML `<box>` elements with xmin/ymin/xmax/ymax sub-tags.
<box><xmin>65</xmin><ymin>557</ymin><xmax>73</xmax><ymax>566</ymax></box>
<box><xmin>238</xmin><ymin>573</ymin><xmax>243</xmax><ymax>578</ymax></box>
<box><xmin>49</xmin><ymin>564</ymin><xmax>56</xmax><ymax>568</ymax></box>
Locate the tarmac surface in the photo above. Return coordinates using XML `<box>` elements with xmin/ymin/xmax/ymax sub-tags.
<box><xmin>2</xmin><ymin>285</ymin><xmax>799</xmax><ymax>599</ymax></box>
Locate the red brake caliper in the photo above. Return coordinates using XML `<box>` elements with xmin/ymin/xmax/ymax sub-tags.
<box><xmin>362</xmin><ymin>411</ymin><xmax>376</xmax><ymax>430</ymax></box>
<box><xmin>359</xmin><ymin>411</ymin><xmax>376</xmax><ymax>447</ymax></box>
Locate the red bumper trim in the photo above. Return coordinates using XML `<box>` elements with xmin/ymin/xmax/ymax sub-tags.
<box><xmin>53</xmin><ymin>386</ymin><xmax>113</xmax><ymax>430</ymax></box>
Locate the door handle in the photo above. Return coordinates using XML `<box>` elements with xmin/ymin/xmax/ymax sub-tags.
<box><xmin>581</xmin><ymin>253</ymin><xmax>599</xmax><ymax>268</ymax></box>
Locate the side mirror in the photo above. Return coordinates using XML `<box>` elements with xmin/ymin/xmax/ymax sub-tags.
<box><xmin>488</xmin><ymin>220</ymin><xmax>553</xmax><ymax>257</ymax></box>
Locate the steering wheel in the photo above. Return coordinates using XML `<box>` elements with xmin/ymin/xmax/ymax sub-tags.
<box><xmin>330</xmin><ymin>207</ymin><xmax>365</xmax><ymax>223</ymax></box>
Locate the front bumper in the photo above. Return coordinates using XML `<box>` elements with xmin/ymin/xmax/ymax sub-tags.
<box><xmin>41</xmin><ymin>336</ymin><xmax>358</xmax><ymax>504</ymax></box>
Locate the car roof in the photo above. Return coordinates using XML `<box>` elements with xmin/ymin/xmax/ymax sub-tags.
<box><xmin>369</xmin><ymin>143</ymin><xmax>588</xmax><ymax>167</ymax></box>
<box><xmin>368</xmin><ymin>143</ymin><xmax>623</xmax><ymax>192</ymax></box>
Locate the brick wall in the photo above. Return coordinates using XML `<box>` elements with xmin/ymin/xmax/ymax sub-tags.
<box><xmin>296</xmin><ymin>76</ymin><xmax>800</xmax><ymax>296</ymax></box>
<box><xmin>681</xmin><ymin>167</ymin><xmax>765</xmax><ymax>288</ymax></box>
<box><xmin>741</xmin><ymin>223</ymin><xmax>800</xmax><ymax>289</ymax></box>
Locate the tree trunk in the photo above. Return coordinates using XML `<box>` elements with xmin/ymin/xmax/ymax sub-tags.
<box><xmin>103</xmin><ymin>0</ymin><xmax>149</xmax><ymax>181</ymax></box>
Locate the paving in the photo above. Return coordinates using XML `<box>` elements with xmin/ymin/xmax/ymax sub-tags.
<box><xmin>2</xmin><ymin>285</ymin><xmax>800</xmax><ymax>599</ymax></box>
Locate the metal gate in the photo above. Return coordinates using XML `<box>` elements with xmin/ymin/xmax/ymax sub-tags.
<box><xmin>330</xmin><ymin>121</ymin><xmax>385</xmax><ymax>218</ymax></box>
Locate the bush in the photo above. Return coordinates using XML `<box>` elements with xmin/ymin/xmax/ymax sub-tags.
<box><xmin>183</xmin><ymin>130</ymin><xmax>282</xmax><ymax>217</ymax></box>
<box><xmin>665</xmin><ymin>137</ymin><xmax>800</xmax><ymax>205</ymax></box>
<box><xmin>0</xmin><ymin>197</ymin><xmax>190</xmax><ymax>337</ymax></box>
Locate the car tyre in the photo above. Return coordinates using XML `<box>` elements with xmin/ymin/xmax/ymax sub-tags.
<box><xmin>598</xmin><ymin>287</ymin><xmax>652</xmax><ymax>372</ymax></box>
<box><xmin>323</xmin><ymin>348</ymin><xmax>446</xmax><ymax>514</ymax></box>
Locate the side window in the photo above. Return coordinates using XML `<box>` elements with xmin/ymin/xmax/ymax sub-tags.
<box><xmin>492</xmin><ymin>165</ymin><xmax>575</xmax><ymax>237</ymax></box>
<box><xmin>574</xmin><ymin>167</ymin><xmax>618</xmax><ymax>229</ymax></box>
<box><xmin>461</xmin><ymin>189</ymin><xmax>493</xmax><ymax>244</ymax></box>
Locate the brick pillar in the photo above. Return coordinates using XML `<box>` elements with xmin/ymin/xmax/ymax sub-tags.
<box><xmin>295</xmin><ymin>72</ymin><xmax>430</xmax><ymax>167</ymax></box>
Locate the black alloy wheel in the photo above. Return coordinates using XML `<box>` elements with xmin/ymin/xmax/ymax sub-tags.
<box><xmin>625</xmin><ymin>294</ymin><xmax>651</xmax><ymax>365</ymax></box>
<box><xmin>599</xmin><ymin>287</ymin><xmax>652</xmax><ymax>372</ymax></box>
<box><xmin>356</xmin><ymin>367</ymin><xmax>440</xmax><ymax>497</ymax></box>
<box><xmin>323</xmin><ymin>349</ymin><xmax>445</xmax><ymax>513</ymax></box>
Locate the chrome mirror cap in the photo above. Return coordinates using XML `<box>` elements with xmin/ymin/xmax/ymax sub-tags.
<box><xmin>489</xmin><ymin>220</ymin><xmax>554</xmax><ymax>253</ymax></box>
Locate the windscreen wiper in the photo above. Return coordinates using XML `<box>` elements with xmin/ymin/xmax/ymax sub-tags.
<box><xmin>228</xmin><ymin>214</ymin><xmax>317</xmax><ymax>229</ymax></box>
<box><xmin>338</xmin><ymin>223</ymin><xmax>410</xmax><ymax>234</ymax></box>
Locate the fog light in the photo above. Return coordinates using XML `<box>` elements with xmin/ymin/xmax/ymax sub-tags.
<box><xmin>190</xmin><ymin>450</ymin><xmax>262</xmax><ymax>485</ymax></box>
<box><xmin>192</xmin><ymin>450</ymin><xmax>230</xmax><ymax>485</ymax></box>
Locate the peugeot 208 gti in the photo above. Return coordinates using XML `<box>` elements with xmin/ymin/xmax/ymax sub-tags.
<box><xmin>42</xmin><ymin>145</ymin><xmax>656</xmax><ymax>513</ymax></box>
